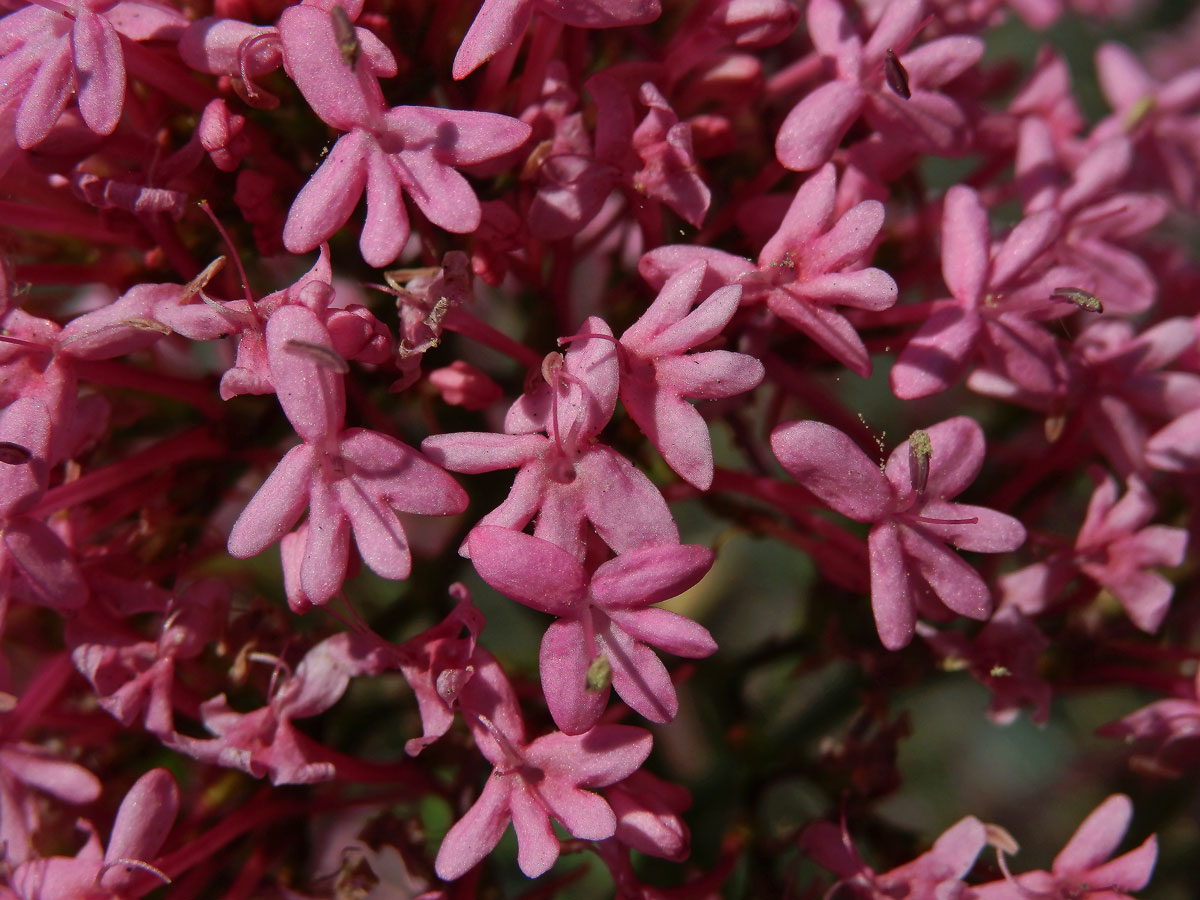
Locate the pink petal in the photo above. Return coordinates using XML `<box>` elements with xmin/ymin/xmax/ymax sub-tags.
<box><xmin>899</xmin><ymin>36</ymin><xmax>984</xmax><ymax>87</ymax></box>
<box><xmin>72</xmin><ymin>8</ymin><xmax>125</xmax><ymax>136</ymax></box>
<box><xmin>637</xmin><ymin>245</ymin><xmax>756</xmax><ymax>291</ymax></box>
<box><xmin>529</xmin><ymin>725</ymin><xmax>652</xmax><ymax>786</ymax></box>
<box><xmin>535</xmin><ymin>780</ymin><xmax>617</xmax><ymax>841</ymax></box>
<box><xmin>420</xmin><ymin>432</ymin><xmax>546</xmax><ymax>474</ymax></box>
<box><xmin>435</xmin><ymin>774</ymin><xmax>513</xmax><ymax>880</ymax></box>
<box><xmin>335</xmin><ymin>478</ymin><xmax>411</xmax><ymax>580</ymax></box>
<box><xmin>620</xmin><ymin>379</ymin><xmax>715</xmax><ymax>489</ymax></box>
<box><xmin>808</xmin><ymin>199</ymin><xmax>886</xmax><ymax>273</ymax></box>
<box><xmin>900</xmin><ymin>416</ymin><xmax>985</xmax><ymax>501</ymax></box>
<box><xmin>654</xmin><ymin>350</ymin><xmax>764</xmax><ymax>399</ymax></box>
<box><xmin>1085</xmin><ymin>834</ymin><xmax>1157</xmax><ymax>892</ymax></box>
<box><xmin>467</xmin><ymin>527</ymin><xmax>587</xmax><ymax>615</ymax></box>
<box><xmin>768</xmin><ymin>289</ymin><xmax>873</xmax><ymax>376</ymax></box>
<box><xmin>890</xmin><ymin>305</ymin><xmax>982</xmax><ymax>399</ymax></box>
<box><xmin>101</xmin><ymin>769</ymin><xmax>178</xmax><ymax>888</ymax></box>
<box><xmin>915</xmin><ymin>501</ymin><xmax>1026</xmax><ymax>553</ymax></box>
<box><xmin>278</xmin><ymin>5</ymin><xmax>383</xmax><ymax>130</ymax></box>
<box><xmin>4</xmin><ymin>519</ymin><xmax>87</xmax><ymax>609</ymax></box>
<box><xmin>789</xmin><ymin>270</ymin><xmax>898</xmax><ymax>311</ymax></box>
<box><xmin>396</xmin><ymin>148</ymin><xmax>481</xmax><ymax>234</ymax></box>
<box><xmin>770</xmin><ymin>420</ymin><xmax>893</xmax><ymax>521</ymax></box>
<box><xmin>899</xmin><ymin>524</ymin><xmax>992</xmax><ymax>621</ymax></box>
<box><xmin>598</xmin><ymin>617</ymin><xmax>677</xmax><ymax>723</ymax></box>
<box><xmin>989</xmin><ymin>209</ymin><xmax>1061</xmax><ymax>288</ymax></box>
<box><xmin>775</xmin><ymin>80</ymin><xmax>865</xmax><ymax>172</ymax></box>
<box><xmin>609</xmin><ymin>607</ymin><xmax>717</xmax><ymax>658</ymax></box>
<box><xmin>591</xmin><ymin>543</ymin><xmax>713</xmax><ymax>608</ymax></box>
<box><xmin>1052</xmin><ymin>794</ymin><xmax>1133</xmax><ymax>873</ymax></box>
<box><xmin>540</xmin><ymin>617</ymin><xmax>609</xmax><ymax>735</ymax></box>
<box><xmin>227</xmin><ymin>444</ymin><xmax>315</xmax><ymax>558</ymax></box>
<box><xmin>941</xmin><ymin>185</ymin><xmax>990</xmax><ymax>304</ymax></box>
<box><xmin>283</xmin><ymin>129</ymin><xmax>371</xmax><ymax>255</ymax></box>
<box><xmin>868</xmin><ymin>522</ymin><xmax>916</xmax><ymax>650</ymax></box>
<box><xmin>577</xmin><ymin>446</ymin><xmax>680</xmax><ymax>554</ymax></box>
<box><xmin>339</xmin><ymin>429</ymin><xmax>468</xmax><ymax>515</ymax></box>
<box><xmin>1095</xmin><ymin>43</ymin><xmax>1156</xmax><ymax>112</ymax></box>
<box><xmin>265</xmin><ymin>305</ymin><xmax>346</xmax><ymax>444</ymax></box>
<box><xmin>382</xmin><ymin>105</ymin><xmax>531</xmax><ymax>165</ymax></box>
<box><xmin>452</xmin><ymin>0</ymin><xmax>532</xmax><ymax>80</ymax></box>
<box><xmin>622</xmin><ymin>263</ymin><xmax>707</xmax><ymax>352</ymax></box>
<box><xmin>360</xmin><ymin>146</ymin><xmax>410</xmax><ymax>268</ymax></box>
<box><xmin>510</xmin><ymin>783</ymin><xmax>560</xmax><ymax>877</ymax></box>
<box><xmin>551</xmin><ymin>0</ymin><xmax>661</xmax><ymax>28</ymax></box>
<box><xmin>862</xmin><ymin>0</ymin><xmax>923</xmax><ymax>63</ymax></box>
<box><xmin>647</xmin><ymin>283</ymin><xmax>744</xmax><ymax>357</ymax></box>
<box><xmin>300</xmin><ymin>475</ymin><xmax>351</xmax><ymax>604</ymax></box>
<box><xmin>16</xmin><ymin>39</ymin><xmax>73</xmax><ymax>148</ymax></box>
<box><xmin>761</xmin><ymin>163</ymin><xmax>837</xmax><ymax>264</ymax></box>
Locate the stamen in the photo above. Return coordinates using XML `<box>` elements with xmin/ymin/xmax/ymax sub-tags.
<box><xmin>181</xmin><ymin>256</ymin><xmax>226</xmax><ymax>304</ymax></box>
<box><xmin>908</xmin><ymin>429</ymin><xmax>932</xmax><ymax>495</ymax></box>
<box><xmin>197</xmin><ymin>201</ymin><xmax>260</xmax><ymax>325</ymax></box>
<box><xmin>586</xmin><ymin>654</ymin><xmax>612</xmax><ymax>692</ymax></box>
<box><xmin>884</xmin><ymin>50</ymin><xmax>911</xmax><ymax>100</ymax></box>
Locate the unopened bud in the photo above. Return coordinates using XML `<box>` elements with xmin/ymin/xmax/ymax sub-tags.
<box><xmin>427</xmin><ymin>361</ymin><xmax>503</xmax><ymax>410</ymax></box>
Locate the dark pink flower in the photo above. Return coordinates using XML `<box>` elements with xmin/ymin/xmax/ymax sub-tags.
<box><xmin>1098</xmin><ymin>666</ymin><xmax>1200</xmax><ymax>777</ymax></box>
<box><xmin>772</xmin><ymin>417</ymin><xmax>1025</xmax><ymax>649</ymax></box>
<box><xmin>434</xmin><ymin>723</ymin><xmax>652</xmax><ymax>880</ymax></box>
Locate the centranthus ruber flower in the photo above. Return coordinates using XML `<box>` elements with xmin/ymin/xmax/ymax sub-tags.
<box><xmin>640</xmin><ymin>163</ymin><xmax>897</xmax><ymax>377</ymax></box>
<box><xmin>974</xmin><ymin>794</ymin><xmax>1157</xmax><ymax>899</ymax></box>
<box><xmin>226</xmin><ymin>305</ymin><xmax>467</xmax><ymax>606</ymax></box>
<box><xmin>1098</xmin><ymin>666</ymin><xmax>1200</xmax><ymax>776</ymax></box>
<box><xmin>423</xmin><ymin>318</ymin><xmax>680</xmax><ymax>562</ymax></box>
<box><xmin>620</xmin><ymin>264</ymin><xmax>762</xmax><ymax>490</ymax></box>
<box><xmin>435</xmin><ymin>722</ymin><xmax>652</xmax><ymax>880</ymax></box>
<box><xmin>771</xmin><ymin>417</ymin><xmax>1025</xmax><ymax>649</ymax></box>
<box><xmin>774</xmin><ymin>0</ymin><xmax>983</xmax><ymax>171</ymax></box>
<box><xmin>468</xmin><ymin>526</ymin><xmax>716</xmax><ymax>733</ymax></box>
<box><xmin>1000</xmin><ymin>471</ymin><xmax>1187</xmax><ymax>633</ymax></box>
<box><xmin>10</xmin><ymin>768</ymin><xmax>179</xmax><ymax>900</ymax></box>
<box><xmin>0</xmin><ymin>0</ymin><xmax>186</xmax><ymax>149</ymax></box>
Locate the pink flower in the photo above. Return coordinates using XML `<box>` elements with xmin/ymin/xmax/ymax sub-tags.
<box><xmin>974</xmin><ymin>794</ymin><xmax>1157</xmax><ymax>899</ymax></box>
<box><xmin>468</xmin><ymin>526</ymin><xmax>715</xmax><ymax>733</ymax></box>
<box><xmin>620</xmin><ymin>264</ymin><xmax>762</xmax><ymax>489</ymax></box>
<box><xmin>774</xmin><ymin>0</ymin><xmax>983</xmax><ymax>171</ymax></box>
<box><xmin>1000</xmin><ymin>471</ymin><xmax>1187</xmax><ymax>633</ymax></box>
<box><xmin>1</xmin><ymin>0</ymin><xmax>184</xmax><ymax>148</ymax></box>
<box><xmin>225</xmin><ymin>305</ymin><xmax>467</xmax><ymax>605</ymax></box>
<box><xmin>1098</xmin><ymin>666</ymin><xmax>1200</xmax><ymax>777</ymax></box>
<box><xmin>771</xmin><ymin>416</ymin><xmax>1025</xmax><ymax>649</ymax></box>
<box><xmin>641</xmin><ymin>163</ymin><xmax>897</xmax><ymax>377</ymax></box>
<box><xmin>423</xmin><ymin>319</ymin><xmax>679</xmax><ymax>562</ymax></box>
<box><xmin>434</xmin><ymin>723</ymin><xmax>652</xmax><ymax>880</ymax></box>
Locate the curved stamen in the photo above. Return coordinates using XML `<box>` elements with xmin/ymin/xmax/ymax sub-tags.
<box><xmin>910</xmin><ymin>514</ymin><xmax>979</xmax><ymax>526</ymax></box>
<box><xmin>96</xmin><ymin>857</ymin><xmax>172</xmax><ymax>887</ymax></box>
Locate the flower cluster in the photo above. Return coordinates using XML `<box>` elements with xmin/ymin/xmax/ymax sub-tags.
<box><xmin>0</xmin><ymin>0</ymin><xmax>1196</xmax><ymax>896</ymax></box>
